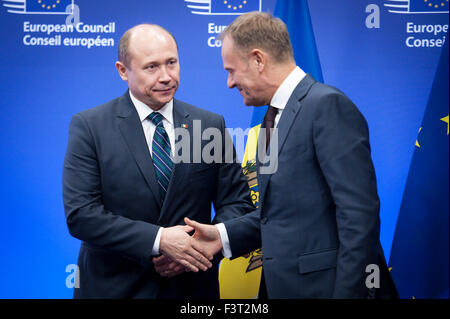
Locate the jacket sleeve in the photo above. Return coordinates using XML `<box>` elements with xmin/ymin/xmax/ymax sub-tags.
<box><xmin>312</xmin><ymin>92</ymin><xmax>380</xmax><ymax>298</ymax></box>
<box><xmin>62</xmin><ymin>113</ymin><xmax>160</xmax><ymax>266</ymax></box>
<box><xmin>207</xmin><ymin>116</ymin><xmax>261</xmax><ymax>257</ymax></box>
<box><xmin>210</xmin><ymin>116</ymin><xmax>261</xmax><ymax>257</ymax></box>
<box><xmin>222</xmin><ymin>208</ymin><xmax>262</xmax><ymax>259</ymax></box>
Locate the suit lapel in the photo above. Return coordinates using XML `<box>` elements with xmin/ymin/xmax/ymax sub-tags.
<box><xmin>276</xmin><ymin>74</ymin><xmax>315</xmax><ymax>155</ymax></box>
<box><xmin>157</xmin><ymin>99</ymin><xmax>191</xmax><ymax>223</ymax></box>
<box><xmin>258</xmin><ymin>74</ymin><xmax>316</xmax><ymax>205</ymax></box>
<box><xmin>116</xmin><ymin>91</ymin><xmax>163</xmax><ymax>208</ymax></box>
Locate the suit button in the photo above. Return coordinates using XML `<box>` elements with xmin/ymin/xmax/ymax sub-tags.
<box><xmin>261</xmin><ymin>217</ymin><xmax>268</xmax><ymax>224</ymax></box>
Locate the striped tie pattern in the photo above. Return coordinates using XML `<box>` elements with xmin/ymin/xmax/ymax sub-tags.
<box><xmin>148</xmin><ymin>112</ymin><xmax>174</xmax><ymax>200</ymax></box>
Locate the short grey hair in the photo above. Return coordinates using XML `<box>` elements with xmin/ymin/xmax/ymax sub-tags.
<box><xmin>220</xmin><ymin>11</ymin><xmax>294</xmax><ymax>63</ymax></box>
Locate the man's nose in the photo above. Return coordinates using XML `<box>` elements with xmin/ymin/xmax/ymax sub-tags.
<box><xmin>159</xmin><ymin>66</ymin><xmax>171</xmax><ymax>83</ymax></box>
<box><xmin>227</xmin><ymin>74</ymin><xmax>235</xmax><ymax>88</ymax></box>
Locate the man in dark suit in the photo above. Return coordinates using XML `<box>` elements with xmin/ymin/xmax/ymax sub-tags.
<box><xmin>182</xmin><ymin>12</ymin><xmax>398</xmax><ymax>298</ymax></box>
<box><xmin>62</xmin><ymin>24</ymin><xmax>254</xmax><ymax>298</ymax></box>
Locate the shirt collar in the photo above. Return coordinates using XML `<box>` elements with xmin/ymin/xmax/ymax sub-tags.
<box><xmin>270</xmin><ymin>66</ymin><xmax>306</xmax><ymax>110</ymax></box>
<box><xmin>129</xmin><ymin>91</ymin><xmax>174</xmax><ymax>125</ymax></box>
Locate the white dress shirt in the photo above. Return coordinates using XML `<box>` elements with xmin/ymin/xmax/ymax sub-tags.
<box><xmin>217</xmin><ymin>66</ymin><xmax>306</xmax><ymax>258</ymax></box>
<box><xmin>269</xmin><ymin>66</ymin><xmax>306</xmax><ymax>128</ymax></box>
<box><xmin>129</xmin><ymin>91</ymin><xmax>176</xmax><ymax>256</ymax></box>
<box><xmin>130</xmin><ymin>91</ymin><xmax>176</xmax><ymax>157</ymax></box>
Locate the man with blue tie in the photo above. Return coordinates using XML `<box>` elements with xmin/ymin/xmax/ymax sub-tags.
<box><xmin>62</xmin><ymin>24</ymin><xmax>254</xmax><ymax>298</ymax></box>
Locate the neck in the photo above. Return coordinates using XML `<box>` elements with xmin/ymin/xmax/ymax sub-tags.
<box><xmin>264</xmin><ymin>61</ymin><xmax>297</xmax><ymax>103</ymax></box>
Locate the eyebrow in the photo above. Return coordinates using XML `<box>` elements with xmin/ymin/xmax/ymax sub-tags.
<box><xmin>143</xmin><ymin>56</ymin><xmax>178</xmax><ymax>66</ymax></box>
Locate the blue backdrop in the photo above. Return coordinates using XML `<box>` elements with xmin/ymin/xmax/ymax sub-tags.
<box><xmin>0</xmin><ymin>0</ymin><xmax>447</xmax><ymax>298</ymax></box>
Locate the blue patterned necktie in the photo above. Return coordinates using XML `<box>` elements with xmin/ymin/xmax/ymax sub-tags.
<box><xmin>148</xmin><ymin>112</ymin><xmax>174</xmax><ymax>200</ymax></box>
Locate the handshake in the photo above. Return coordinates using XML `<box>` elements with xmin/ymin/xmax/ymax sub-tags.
<box><xmin>153</xmin><ymin>217</ymin><xmax>223</xmax><ymax>278</ymax></box>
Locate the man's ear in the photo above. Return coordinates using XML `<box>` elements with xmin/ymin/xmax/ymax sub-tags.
<box><xmin>115</xmin><ymin>61</ymin><xmax>128</xmax><ymax>81</ymax></box>
<box><xmin>250</xmin><ymin>49</ymin><xmax>266</xmax><ymax>72</ymax></box>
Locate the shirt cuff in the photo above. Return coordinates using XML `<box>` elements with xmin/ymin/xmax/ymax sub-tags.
<box><xmin>215</xmin><ymin>223</ymin><xmax>232</xmax><ymax>259</ymax></box>
<box><xmin>152</xmin><ymin>227</ymin><xmax>163</xmax><ymax>256</ymax></box>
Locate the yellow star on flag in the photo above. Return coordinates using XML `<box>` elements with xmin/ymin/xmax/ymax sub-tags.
<box><xmin>440</xmin><ymin>115</ymin><xmax>449</xmax><ymax>135</ymax></box>
<box><xmin>416</xmin><ymin>127</ymin><xmax>422</xmax><ymax>148</ymax></box>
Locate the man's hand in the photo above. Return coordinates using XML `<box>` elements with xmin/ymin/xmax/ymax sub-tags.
<box><xmin>184</xmin><ymin>217</ymin><xmax>223</xmax><ymax>258</ymax></box>
<box><xmin>159</xmin><ymin>225</ymin><xmax>213</xmax><ymax>272</ymax></box>
<box><xmin>153</xmin><ymin>255</ymin><xmax>188</xmax><ymax>277</ymax></box>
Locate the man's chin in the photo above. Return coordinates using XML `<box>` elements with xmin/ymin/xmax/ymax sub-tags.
<box><xmin>151</xmin><ymin>92</ymin><xmax>175</xmax><ymax>105</ymax></box>
<box><xmin>145</xmin><ymin>97</ymin><xmax>174</xmax><ymax>110</ymax></box>
<box><xmin>157</xmin><ymin>97</ymin><xmax>173</xmax><ymax>107</ymax></box>
<box><xmin>244</xmin><ymin>98</ymin><xmax>266</xmax><ymax>107</ymax></box>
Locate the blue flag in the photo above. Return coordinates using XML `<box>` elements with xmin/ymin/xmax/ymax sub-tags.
<box><xmin>248</xmin><ymin>0</ymin><xmax>324</xmax><ymax>127</ymax></box>
<box><xmin>389</xmin><ymin>36</ymin><xmax>449</xmax><ymax>299</ymax></box>
<box><xmin>410</xmin><ymin>0</ymin><xmax>449</xmax><ymax>13</ymax></box>
<box><xmin>211</xmin><ymin>0</ymin><xmax>260</xmax><ymax>14</ymax></box>
<box><xmin>26</xmin><ymin>0</ymin><xmax>72</xmax><ymax>13</ymax></box>
<box><xmin>274</xmin><ymin>0</ymin><xmax>323</xmax><ymax>83</ymax></box>
<box><xmin>186</xmin><ymin>0</ymin><xmax>260</xmax><ymax>15</ymax></box>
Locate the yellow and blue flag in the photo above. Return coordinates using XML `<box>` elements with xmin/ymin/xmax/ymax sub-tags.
<box><xmin>219</xmin><ymin>0</ymin><xmax>323</xmax><ymax>299</ymax></box>
<box><xmin>389</xmin><ymin>35</ymin><xmax>449</xmax><ymax>299</ymax></box>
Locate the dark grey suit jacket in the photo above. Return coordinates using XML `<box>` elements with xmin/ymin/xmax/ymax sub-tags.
<box><xmin>63</xmin><ymin>91</ymin><xmax>254</xmax><ymax>298</ymax></box>
<box><xmin>224</xmin><ymin>75</ymin><xmax>397</xmax><ymax>298</ymax></box>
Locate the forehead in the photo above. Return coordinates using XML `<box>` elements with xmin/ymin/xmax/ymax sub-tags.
<box><xmin>129</xmin><ymin>27</ymin><xmax>178</xmax><ymax>62</ymax></box>
<box><xmin>221</xmin><ymin>36</ymin><xmax>245</xmax><ymax>68</ymax></box>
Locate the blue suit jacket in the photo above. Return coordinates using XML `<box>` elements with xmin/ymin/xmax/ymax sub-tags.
<box><xmin>63</xmin><ymin>91</ymin><xmax>254</xmax><ymax>298</ymax></box>
<box><xmin>224</xmin><ymin>75</ymin><xmax>396</xmax><ymax>298</ymax></box>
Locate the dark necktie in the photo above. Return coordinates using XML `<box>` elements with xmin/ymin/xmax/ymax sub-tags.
<box><xmin>148</xmin><ymin>112</ymin><xmax>174</xmax><ymax>200</ymax></box>
<box><xmin>263</xmin><ymin>105</ymin><xmax>278</xmax><ymax>151</ymax></box>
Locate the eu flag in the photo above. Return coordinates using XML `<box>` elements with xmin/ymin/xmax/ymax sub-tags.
<box><xmin>274</xmin><ymin>0</ymin><xmax>323</xmax><ymax>83</ymax></box>
<box><xmin>26</xmin><ymin>0</ymin><xmax>72</xmax><ymax>13</ymax></box>
<box><xmin>409</xmin><ymin>0</ymin><xmax>449</xmax><ymax>12</ymax></box>
<box><xmin>248</xmin><ymin>0</ymin><xmax>325</xmax><ymax>126</ymax></box>
<box><xmin>210</xmin><ymin>0</ymin><xmax>260</xmax><ymax>14</ymax></box>
<box><xmin>389</xmin><ymin>36</ymin><xmax>449</xmax><ymax>298</ymax></box>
